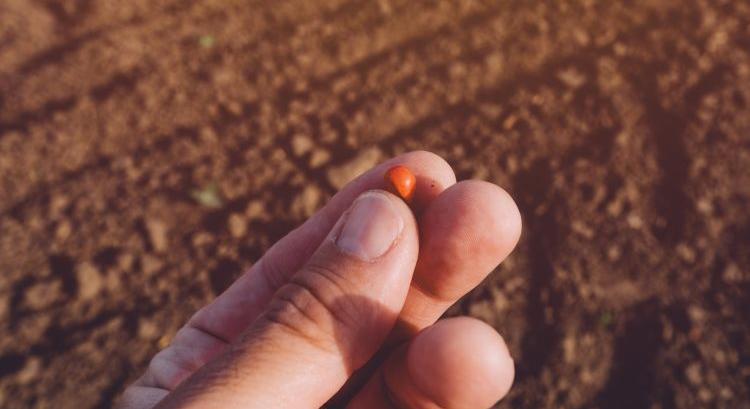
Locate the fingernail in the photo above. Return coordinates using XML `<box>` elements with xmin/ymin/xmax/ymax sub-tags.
<box><xmin>336</xmin><ymin>191</ymin><xmax>404</xmax><ymax>261</ymax></box>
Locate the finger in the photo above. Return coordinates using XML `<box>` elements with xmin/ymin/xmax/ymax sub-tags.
<box><xmin>396</xmin><ymin>180</ymin><xmax>522</xmax><ymax>338</ymax></box>
<box><xmin>117</xmin><ymin>326</ymin><xmax>229</xmax><ymax>408</ymax></box>
<box><xmin>157</xmin><ymin>190</ymin><xmax>419</xmax><ymax>409</ymax></box>
<box><xmin>325</xmin><ymin>180</ymin><xmax>521</xmax><ymax>406</ymax></box>
<box><xmin>190</xmin><ymin>151</ymin><xmax>454</xmax><ymax>342</ymax></box>
<box><xmin>347</xmin><ymin>317</ymin><xmax>514</xmax><ymax>409</ymax></box>
<box><xmin>118</xmin><ymin>385</ymin><xmax>168</xmax><ymax>409</ymax></box>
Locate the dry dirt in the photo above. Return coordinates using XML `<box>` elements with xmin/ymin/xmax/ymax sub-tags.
<box><xmin>1</xmin><ymin>0</ymin><xmax>750</xmax><ymax>408</ymax></box>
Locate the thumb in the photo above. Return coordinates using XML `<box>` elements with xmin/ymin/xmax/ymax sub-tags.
<box><xmin>156</xmin><ymin>190</ymin><xmax>418</xmax><ymax>409</ymax></box>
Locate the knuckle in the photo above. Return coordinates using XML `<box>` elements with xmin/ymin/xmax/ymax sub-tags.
<box><xmin>260</xmin><ymin>263</ymin><xmax>360</xmax><ymax>354</ymax></box>
<box><xmin>147</xmin><ymin>345</ymin><xmax>199</xmax><ymax>390</ymax></box>
<box><xmin>257</xmin><ymin>255</ymin><xmax>288</xmax><ymax>291</ymax></box>
<box><xmin>298</xmin><ymin>262</ymin><xmax>363</xmax><ymax>329</ymax></box>
<box><xmin>261</xmin><ymin>284</ymin><xmax>338</xmax><ymax>355</ymax></box>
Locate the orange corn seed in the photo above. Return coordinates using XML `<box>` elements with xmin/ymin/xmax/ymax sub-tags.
<box><xmin>384</xmin><ymin>165</ymin><xmax>416</xmax><ymax>203</ymax></box>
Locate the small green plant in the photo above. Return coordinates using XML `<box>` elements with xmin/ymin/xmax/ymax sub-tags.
<box><xmin>199</xmin><ymin>35</ymin><xmax>216</xmax><ymax>48</ymax></box>
<box><xmin>191</xmin><ymin>183</ymin><xmax>223</xmax><ymax>208</ymax></box>
<box><xmin>599</xmin><ymin>311</ymin><xmax>614</xmax><ymax>328</ymax></box>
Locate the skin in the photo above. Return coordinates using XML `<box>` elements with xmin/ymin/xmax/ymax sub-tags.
<box><xmin>118</xmin><ymin>151</ymin><xmax>522</xmax><ymax>409</ymax></box>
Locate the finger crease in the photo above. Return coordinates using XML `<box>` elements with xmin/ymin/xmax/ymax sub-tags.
<box><xmin>187</xmin><ymin>321</ymin><xmax>232</xmax><ymax>345</ymax></box>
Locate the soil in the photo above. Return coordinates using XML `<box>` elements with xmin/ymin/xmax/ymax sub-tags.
<box><xmin>1</xmin><ymin>0</ymin><xmax>749</xmax><ymax>408</ymax></box>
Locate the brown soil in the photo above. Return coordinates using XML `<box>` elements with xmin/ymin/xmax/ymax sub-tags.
<box><xmin>1</xmin><ymin>1</ymin><xmax>749</xmax><ymax>408</ymax></box>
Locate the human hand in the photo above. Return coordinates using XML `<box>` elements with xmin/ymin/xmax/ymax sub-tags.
<box><xmin>118</xmin><ymin>151</ymin><xmax>522</xmax><ymax>409</ymax></box>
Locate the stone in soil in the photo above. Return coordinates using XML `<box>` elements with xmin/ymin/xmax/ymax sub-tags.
<box><xmin>309</xmin><ymin>148</ymin><xmax>332</xmax><ymax>168</ymax></box>
<box><xmin>145</xmin><ymin>218</ymin><xmax>169</xmax><ymax>253</ymax></box>
<box><xmin>76</xmin><ymin>262</ymin><xmax>103</xmax><ymax>301</ymax></box>
<box><xmin>228</xmin><ymin>213</ymin><xmax>247</xmax><ymax>238</ymax></box>
<box><xmin>291</xmin><ymin>134</ymin><xmax>314</xmax><ymax>157</ymax></box>
<box><xmin>292</xmin><ymin>185</ymin><xmax>323</xmax><ymax>218</ymax></box>
<box><xmin>326</xmin><ymin>147</ymin><xmax>382</xmax><ymax>189</ymax></box>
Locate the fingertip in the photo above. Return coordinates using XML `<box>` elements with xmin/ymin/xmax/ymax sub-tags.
<box><xmin>347</xmin><ymin>317</ymin><xmax>514</xmax><ymax>409</ymax></box>
<box><xmin>390</xmin><ymin>150</ymin><xmax>457</xmax><ymax>186</ymax></box>
<box><xmin>406</xmin><ymin>317</ymin><xmax>515</xmax><ymax>408</ymax></box>
<box><xmin>384</xmin><ymin>150</ymin><xmax>457</xmax><ymax>212</ymax></box>
<box><xmin>458</xmin><ymin>179</ymin><xmax>522</xmax><ymax>251</ymax></box>
<box><xmin>414</xmin><ymin>180</ymin><xmax>522</xmax><ymax>301</ymax></box>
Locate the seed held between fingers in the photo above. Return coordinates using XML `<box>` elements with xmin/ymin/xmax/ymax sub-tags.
<box><xmin>384</xmin><ymin>165</ymin><xmax>416</xmax><ymax>204</ymax></box>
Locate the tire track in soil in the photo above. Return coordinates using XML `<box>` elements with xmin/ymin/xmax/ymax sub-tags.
<box><xmin>1</xmin><ymin>0</ymin><xmax>490</xmax><ymax>138</ymax></box>
<box><xmin>3</xmin><ymin>118</ymin><xmax>285</xmax><ymax>302</ymax></box>
<box><xmin>593</xmin><ymin>299</ymin><xmax>672</xmax><ymax>409</ymax></box>
<box><xmin>356</xmin><ymin>8</ymin><xmax>666</xmax><ymax>153</ymax></box>
<box><xmin>10</xmin><ymin>0</ymin><xmax>197</xmax><ymax>77</ymax></box>
<box><xmin>91</xmin><ymin>366</ymin><xmax>130</xmax><ymax>409</ymax></box>
<box><xmin>706</xmin><ymin>222</ymin><xmax>750</xmax><ymax>401</ymax></box>
<box><xmin>2</xmin><ymin>127</ymin><xmax>167</xmax><ymax>220</ymax></box>
<box><xmin>490</xmin><ymin>43</ymin><xmax>623</xmax><ymax>405</ymax></box>
<box><xmin>0</xmin><ymin>298</ymin><xmax>161</xmax><ymax>378</ymax></box>
<box><xmin>7</xmin><ymin>254</ymin><xmax>79</xmax><ymax>330</ymax></box>
<box><xmin>610</xmin><ymin>4</ymin><xmax>734</xmax><ymax>246</ymax></box>
<box><xmin>1</xmin><ymin>1</ymin><xmax>511</xmax><ymax>215</ymax></box>
<box><xmin>1</xmin><ymin>0</ymin><xmax>339</xmax><ymax>134</ymax></box>
<box><xmin>0</xmin><ymin>0</ymin><xmax>494</xmax><ymax>129</ymax></box>
<box><xmin>0</xmin><ymin>18</ymin><xmax>611</xmax><ymax>222</ymax></box>
<box><xmin>373</xmin><ymin>41</ymin><xmax>613</xmax><ymax>151</ymax></box>
<box><xmin>507</xmin><ymin>116</ymin><xmax>620</xmax><ymax>408</ymax></box>
<box><xmin>581</xmin><ymin>12</ymin><xmax>737</xmax><ymax>407</ymax></box>
<box><xmin>278</xmin><ymin>2</ymin><xmax>508</xmax><ymax>101</ymax></box>
<box><xmin>1</xmin><ymin>0</ymin><xmax>471</xmax><ymax>214</ymax></box>
<box><xmin>32</xmin><ymin>0</ymin><xmax>96</xmax><ymax>28</ymax></box>
<box><xmin>621</xmin><ymin>58</ymin><xmax>731</xmax><ymax>245</ymax></box>
<box><xmin>9</xmin><ymin>0</ymin><xmax>362</xmax><ymax>88</ymax></box>
<box><xmin>512</xmin><ymin>158</ymin><xmax>564</xmax><ymax>382</ymax></box>
<box><xmin>0</xmin><ymin>63</ymin><xmax>144</xmax><ymax>138</ymax></box>
<box><xmin>0</xmin><ymin>4</ymin><xmax>643</xmax><ymax>274</ymax></box>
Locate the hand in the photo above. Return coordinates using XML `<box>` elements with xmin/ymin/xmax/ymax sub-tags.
<box><xmin>118</xmin><ymin>151</ymin><xmax>522</xmax><ymax>409</ymax></box>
